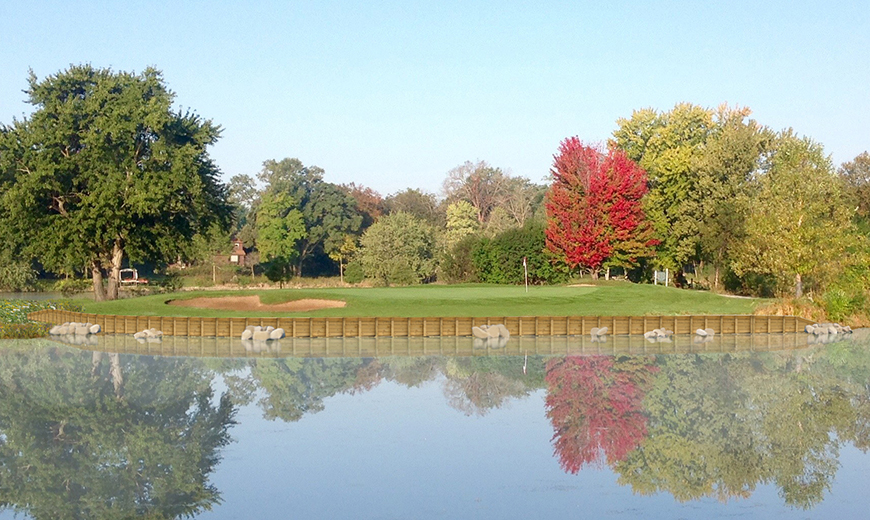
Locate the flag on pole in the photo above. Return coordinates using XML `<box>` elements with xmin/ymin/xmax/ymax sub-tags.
<box><xmin>523</xmin><ymin>256</ymin><xmax>529</xmax><ymax>293</ymax></box>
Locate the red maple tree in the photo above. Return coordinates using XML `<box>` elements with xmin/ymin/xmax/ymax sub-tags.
<box><xmin>545</xmin><ymin>138</ymin><xmax>655</xmax><ymax>277</ymax></box>
<box><xmin>545</xmin><ymin>355</ymin><xmax>658</xmax><ymax>473</ymax></box>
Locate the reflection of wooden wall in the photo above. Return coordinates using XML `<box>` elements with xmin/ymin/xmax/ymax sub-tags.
<box><xmin>29</xmin><ymin>310</ymin><xmax>814</xmax><ymax>338</ymax></box>
<box><xmin>37</xmin><ymin>331</ymin><xmax>840</xmax><ymax>359</ymax></box>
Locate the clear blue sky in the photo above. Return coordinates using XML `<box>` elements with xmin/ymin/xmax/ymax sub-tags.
<box><xmin>1</xmin><ymin>1</ymin><xmax>868</xmax><ymax>195</ymax></box>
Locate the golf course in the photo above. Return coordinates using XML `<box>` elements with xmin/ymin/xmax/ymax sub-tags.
<box><xmin>79</xmin><ymin>282</ymin><xmax>763</xmax><ymax>319</ymax></box>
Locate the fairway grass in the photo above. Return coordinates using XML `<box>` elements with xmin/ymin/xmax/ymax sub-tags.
<box><xmin>80</xmin><ymin>282</ymin><xmax>765</xmax><ymax>318</ymax></box>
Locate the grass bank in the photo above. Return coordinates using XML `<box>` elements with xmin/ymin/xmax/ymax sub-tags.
<box><xmin>81</xmin><ymin>282</ymin><xmax>765</xmax><ymax>319</ymax></box>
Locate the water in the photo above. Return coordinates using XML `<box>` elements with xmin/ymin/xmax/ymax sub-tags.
<box><xmin>0</xmin><ymin>333</ymin><xmax>868</xmax><ymax>519</ymax></box>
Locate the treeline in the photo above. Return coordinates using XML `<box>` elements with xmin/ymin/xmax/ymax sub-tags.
<box><xmin>1</xmin><ymin>66</ymin><xmax>868</xmax><ymax>315</ymax></box>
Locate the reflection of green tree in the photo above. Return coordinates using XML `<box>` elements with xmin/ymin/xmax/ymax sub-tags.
<box><xmin>248</xmin><ymin>358</ymin><xmax>380</xmax><ymax>422</ymax></box>
<box><xmin>0</xmin><ymin>347</ymin><xmax>235</xmax><ymax>520</ymax></box>
<box><xmin>443</xmin><ymin>356</ymin><xmax>544</xmax><ymax>416</ymax></box>
<box><xmin>614</xmin><ymin>346</ymin><xmax>870</xmax><ymax>509</ymax></box>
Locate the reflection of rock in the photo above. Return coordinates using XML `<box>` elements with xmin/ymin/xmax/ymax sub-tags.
<box><xmin>805</xmin><ymin>322</ymin><xmax>852</xmax><ymax>335</ymax></box>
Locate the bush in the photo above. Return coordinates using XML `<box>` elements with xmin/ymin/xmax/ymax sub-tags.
<box><xmin>441</xmin><ymin>235</ymin><xmax>480</xmax><ymax>283</ymax></box>
<box><xmin>55</xmin><ymin>278</ymin><xmax>93</xmax><ymax>297</ymax></box>
<box><xmin>472</xmin><ymin>223</ymin><xmax>567</xmax><ymax>285</ymax></box>
<box><xmin>0</xmin><ymin>261</ymin><xmax>38</xmax><ymax>292</ymax></box>
<box><xmin>155</xmin><ymin>271</ymin><xmax>184</xmax><ymax>293</ymax></box>
<box><xmin>344</xmin><ymin>260</ymin><xmax>364</xmax><ymax>284</ymax></box>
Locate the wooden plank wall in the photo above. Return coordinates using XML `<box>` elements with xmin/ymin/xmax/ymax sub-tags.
<box><xmin>28</xmin><ymin>310</ymin><xmax>815</xmax><ymax>338</ymax></box>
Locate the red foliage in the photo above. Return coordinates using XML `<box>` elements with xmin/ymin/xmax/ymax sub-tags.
<box><xmin>545</xmin><ymin>356</ymin><xmax>657</xmax><ymax>473</ymax></box>
<box><xmin>545</xmin><ymin>138</ymin><xmax>654</xmax><ymax>273</ymax></box>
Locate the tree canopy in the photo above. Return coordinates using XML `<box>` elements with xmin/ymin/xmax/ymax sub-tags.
<box><xmin>0</xmin><ymin>65</ymin><xmax>231</xmax><ymax>300</ymax></box>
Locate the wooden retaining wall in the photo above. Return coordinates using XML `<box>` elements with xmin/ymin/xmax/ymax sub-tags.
<box><xmin>28</xmin><ymin>310</ymin><xmax>814</xmax><ymax>338</ymax></box>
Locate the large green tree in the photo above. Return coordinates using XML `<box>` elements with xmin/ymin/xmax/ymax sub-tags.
<box><xmin>255</xmin><ymin>191</ymin><xmax>306</xmax><ymax>286</ymax></box>
<box><xmin>258</xmin><ymin>158</ymin><xmax>362</xmax><ymax>276</ymax></box>
<box><xmin>610</xmin><ymin>103</ymin><xmax>717</xmax><ymax>274</ymax></box>
<box><xmin>731</xmin><ymin>131</ymin><xmax>858</xmax><ymax>297</ymax></box>
<box><xmin>0</xmin><ymin>65</ymin><xmax>231</xmax><ymax>300</ymax></box>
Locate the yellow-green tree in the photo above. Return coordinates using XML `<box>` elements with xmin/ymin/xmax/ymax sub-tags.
<box><xmin>732</xmin><ymin>131</ymin><xmax>858</xmax><ymax>297</ymax></box>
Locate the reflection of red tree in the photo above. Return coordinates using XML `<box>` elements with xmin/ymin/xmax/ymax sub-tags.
<box><xmin>545</xmin><ymin>356</ymin><xmax>657</xmax><ymax>473</ymax></box>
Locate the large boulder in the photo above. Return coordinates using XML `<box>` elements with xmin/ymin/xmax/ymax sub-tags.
<box><xmin>252</xmin><ymin>330</ymin><xmax>271</xmax><ymax>341</ymax></box>
<box><xmin>241</xmin><ymin>329</ymin><xmax>254</xmax><ymax>341</ymax></box>
<box><xmin>270</xmin><ymin>328</ymin><xmax>285</xmax><ymax>340</ymax></box>
<box><xmin>89</xmin><ymin>324</ymin><xmax>101</xmax><ymax>334</ymax></box>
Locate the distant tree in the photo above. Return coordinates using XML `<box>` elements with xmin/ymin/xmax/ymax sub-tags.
<box><xmin>0</xmin><ymin>65</ymin><xmax>231</xmax><ymax>300</ymax></box>
<box><xmin>610</xmin><ymin>103</ymin><xmax>717</xmax><ymax>274</ymax></box>
<box><xmin>256</xmin><ymin>192</ymin><xmax>306</xmax><ymax>286</ymax></box>
<box><xmin>545</xmin><ymin>139</ymin><xmax>654</xmax><ymax>278</ymax></box>
<box><xmin>227</xmin><ymin>173</ymin><xmax>259</xmax><ymax>211</ymax></box>
<box><xmin>443</xmin><ymin>160</ymin><xmax>510</xmax><ymax>223</ymax></box>
<box><xmin>383</xmin><ymin>188</ymin><xmax>444</xmax><ymax>226</ymax></box>
<box><xmin>840</xmin><ymin>151</ymin><xmax>870</xmax><ymax>220</ymax></box>
<box><xmin>731</xmin><ymin>131</ymin><xmax>858</xmax><ymax>297</ymax></box>
<box><xmin>341</xmin><ymin>182</ymin><xmax>384</xmax><ymax>228</ymax></box>
<box><xmin>695</xmin><ymin>106</ymin><xmax>772</xmax><ymax>288</ymax></box>
<box><xmin>501</xmin><ymin>176</ymin><xmax>547</xmax><ymax>227</ymax></box>
<box><xmin>444</xmin><ymin>200</ymin><xmax>479</xmax><ymax>247</ymax></box>
<box><xmin>258</xmin><ymin>158</ymin><xmax>362</xmax><ymax>276</ymax></box>
<box><xmin>358</xmin><ymin>212</ymin><xmax>437</xmax><ymax>285</ymax></box>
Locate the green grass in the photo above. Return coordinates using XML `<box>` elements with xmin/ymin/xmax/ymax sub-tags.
<box><xmin>81</xmin><ymin>281</ymin><xmax>765</xmax><ymax>318</ymax></box>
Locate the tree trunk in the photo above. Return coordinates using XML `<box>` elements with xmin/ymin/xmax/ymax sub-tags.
<box><xmin>106</xmin><ymin>240</ymin><xmax>123</xmax><ymax>300</ymax></box>
<box><xmin>714</xmin><ymin>265</ymin><xmax>720</xmax><ymax>289</ymax></box>
<box><xmin>91</xmin><ymin>262</ymin><xmax>107</xmax><ymax>301</ymax></box>
<box><xmin>110</xmin><ymin>353</ymin><xmax>124</xmax><ymax>398</ymax></box>
<box><xmin>795</xmin><ymin>273</ymin><xmax>803</xmax><ymax>299</ymax></box>
<box><xmin>605</xmin><ymin>267</ymin><xmax>610</xmax><ymax>280</ymax></box>
<box><xmin>591</xmin><ymin>270</ymin><xmax>599</xmax><ymax>280</ymax></box>
<box><xmin>339</xmin><ymin>260</ymin><xmax>344</xmax><ymax>284</ymax></box>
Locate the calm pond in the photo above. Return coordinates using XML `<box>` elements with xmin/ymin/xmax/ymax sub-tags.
<box><xmin>0</xmin><ymin>332</ymin><xmax>869</xmax><ymax>519</ymax></box>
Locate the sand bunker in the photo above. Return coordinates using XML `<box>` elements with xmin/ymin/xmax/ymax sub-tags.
<box><xmin>168</xmin><ymin>295</ymin><xmax>346</xmax><ymax>312</ymax></box>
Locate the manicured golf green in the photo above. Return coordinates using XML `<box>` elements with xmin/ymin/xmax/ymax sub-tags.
<box><xmin>81</xmin><ymin>282</ymin><xmax>764</xmax><ymax>318</ymax></box>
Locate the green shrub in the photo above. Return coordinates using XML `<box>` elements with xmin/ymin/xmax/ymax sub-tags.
<box><xmin>441</xmin><ymin>234</ymin><xmax>480</xmax><ymax>283</ymax></box>
<box><xmin>55</xmin><ymin>278</ymin><xmax>93</xmax><ymax>297</ymax></box>
<box><xmin>0</xmin><ymin>261</ymin><xmax>38</xmax><ymax>292</ymax></box>
<box><xmin>472</xmin><ymin>223</ymin><xmax>567</xmax><ymax>285</ymax></box>
<box><xmin>344</xmin><ymin>260</ymin><xmax>364</xmax><ymax>284</ymax></box>
<box><xmin>156</xmin><ymin>272</ymin><xmax>184</xmax><ymax>293</ymax></box>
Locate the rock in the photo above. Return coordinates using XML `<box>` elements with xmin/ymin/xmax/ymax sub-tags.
<box><xmin>597</xmin><ymin>326</ymin><xmax>608</xmax><ymax>336</ymax></box>
<box><xmin>49</xmin><ymin>325</ymin><xmax>62</xmax><ymax>335</ymax></box>
<box><xmin>266</xmin><ymin>326</ymin><xmax>275</xmax><ymax>333</ymax></box>
<box><xmin>643</xmin><ymin>330</ymin><xmax>657</xmax><ymax>339</ymax></box>
<box><xmin>493</xmin><ymin>324</ymin><xmax>510</xmax><ymax>339</ymax></box>
<box><xmin>74</xmin><ymin>326</ymin><xmax>89</xmax><ymax>336</ymax></box>
<box><xmin>695</xmin><ymin>328</ymin><xmax>708</xmax><ymax>336</ymax></box>
<box><xmin>590</xmin><ymin>327</ymin><xmax>600</xmax><ymax>336</ymax></box>
<box><xmin>241</xmin><ymin>329</ymin><xmax>254</xmax><ymax>341</ymax></box>
<box><xmin>472</xmin><ymin>326</ymin><xmax>489</xmax><ymax>339</ymax></box>
<box><xmin>805</xmin><ymin>324</ymin><xmax>815</xmax><ymax>334</ymax></box>
<box><xmin>245</xmin><ymin>325</ymin><xmax>257</xmax><ymax>332</ymax></box>
<box><xmin>252</xmin><ymin>330</ymin><xmax>271</xmax><ymax>341</ymax></box>
<box><xmin>704</xmin><ymin>328</ymin><xmax>715</xmax><ymax>337</ymax></box>
<box><xmin>145</xmin><ymin>328</ymin><xmax>163</xmax><ymax>338</ymax></box>
<box><xmin>844</xmin><ymin>326</ymin><xmax>853</xmax><ymax>333</ymax></box>
<box><xmin>133</xmin><ymin>331</ymin><xmax>147</xmax><ymax>339</ymax></box>
<box><xmin>485</xmin><ymin>326</ymin><xmax>501</xmax><ymax>338</ymax></box>
<box><xmin>89</xmin><ymin>324</ymin><xmax>101</xmax><ymax>334</ymax></box>
<box><xmin>270</xmin><ymin>328</ymin><xmax>285</xmax><ymax>340</ymax></box>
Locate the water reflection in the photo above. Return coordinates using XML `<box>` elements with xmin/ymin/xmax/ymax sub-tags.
<box><xmin>0</xmin><ymin>331</ymin><xmax>868</xmax><ymax>517</ymax></box>
<box><xmin>0</xmin><ymin>346</ymin><xmax>236</xmax><ymax>519</ymax></box>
